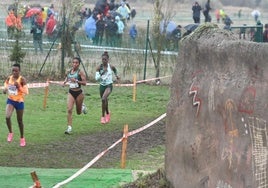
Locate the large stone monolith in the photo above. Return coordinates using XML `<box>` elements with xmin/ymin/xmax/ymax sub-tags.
<box><xmin>166</xmin><ymin>24</ymin><xmax>268</xmax><ymax>188</ymax></box>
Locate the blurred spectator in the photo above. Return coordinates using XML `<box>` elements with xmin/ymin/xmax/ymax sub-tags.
<box><xmin>86</xmin><ymin>8</ymin><xmax>92</xmax><ymax>18</ymax></box>
<box><xmin>192</xmin><ymin>2</ymin><xmax>202</xmax><ymax>24</ymax></box>
<box><xmin>46</xmin><ymin>14</ymin><xmax>57</xmax><ymax>41</ymax></box>
<box><xmin>41</xmin><ymin>7</ymin><xmax>48</xmax><ymax>28</ymax></box>
<box><xmin>263</xmin><ymin>23</ymin><xmax>268</xmax><ymax>42</ymax></box>
<box><xmin>5</xmin><ymin>10</ymin><xmax>17</xmax><ymax>39</ymax></box>
<box><xmin>239</xmin><ymin>24</ymin><xmax>247</xmax><ymax>39</ymax></box>
<box><xmin>94</xmin><ymin>14</ymin><xmax>105</xmax><ymax>45</ymax></box>
<box><xmin>249</xmin><ymin>28</ymin><xmax>256</xmax><ymax>41</ymax></box>
<box><xmin>129</xmin><ymin>24</ymin><xmax>137</xmax><ymax>48</ymax></box>
<box><xmin>31</xmin><ymin>14</ymin><xmax>43</xmax><ymax>54</ymax></box>
<box><xmin>5</xmin><ymin>9</ymin><xmax>23</xmax><ymax>39</ymax></box>
<box><xmin>203</xmin><ymin>0</ymin><xmax>211</xmax><ymax>22</ymax></box>
<box><xmin>115</xmin><ymin>15</ymin><xmax>124</xmax><ymax>47</ymax></box>
<box><xmin>47</xmin><ymin>4</ymin><xmax>55</xmax><ymax>18</ymax></box>
<box><xmin>223</xmin><ymin>15</ymin><xmax>233</xmax><ymax>31</ymax></box>
<box><xmin>105</xmin><ymin>16</ymin><xmax>118</xmax><ymax>46</ymax></box>
<box><xmin>116</xmin><ymin>2</ymin><xmax>130</xmax><ymax>25</ymax></box>
<box><xmin>122</xmin><ymin>0</ymin><xmax>131</xmax><ymax>10</ymax></box>
<box><xmin>215</xmin><ymin>9</ymin><xmax>220</xmax><ymax>23</ymax></box>
<box><xmin>254</xmin><ymin>20</ymin><xmax>263</xmax><ymax>42</ymax></box>
<box><xmin>171</xmin><ymin>25</ymin><xmax>182</xmax><ymax>50</ymax></box>
<box><xmin>219</xmin><ymin>9</ymin><xmax>226</xmax><ymax>23</ymax></box>
<box><xmin>130</xmin><ymin>8</ymin><xmax>136</xmax><ymax>20</ymax></box>
<box><xmin>238</xmin><ymin>9</ymin><xmax>242</xmax><ymax>19</ymax></box>
<box><xmin>251</xmin><ymin>9</ymin><xmax>260</xmax><ymax>23</ymax></box>
<box><xmin>109</xmin><ymin>0</ymin><xmax>117</xmax><ymax>11</ymax></box>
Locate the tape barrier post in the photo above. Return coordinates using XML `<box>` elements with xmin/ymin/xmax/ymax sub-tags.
<box><xmin>133</xmin><ymin>74</ymin><xmax>137</xmax><ymax>102</ymax></box>
<box><xmin>30</xmin><ymin>171</ymin><xmax>42</xmax><ymax>188</ymax></box>
<box><xmin>43</xmin><ymin>79</ymin><xmax>49</xmax><ymax>110</ymax></box>
<box><xmin>121</xmin><ymin>124</ymin><xmax>128</xmax><ymax>169</ymax></box>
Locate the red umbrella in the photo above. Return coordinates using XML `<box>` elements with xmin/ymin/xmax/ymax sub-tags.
<box><xmin>25</xmin><ymin>8</ymin><xmax>41</xmax><ymax>18</ymax></box>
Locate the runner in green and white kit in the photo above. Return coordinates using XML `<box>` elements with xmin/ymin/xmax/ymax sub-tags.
<box><xmin>95</xmin><ymin>51</ymin><xmax>120</xmax><ymax>124</ymax></box>
<box><xmin>62</xmin><ymin>57</ymin><xmax>87</xmax><ymax>134</ymax></box>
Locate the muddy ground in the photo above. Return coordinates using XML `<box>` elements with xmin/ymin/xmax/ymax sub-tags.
<box><xmin>4</xmin><ymin>120</ymin><xmax>166</xmax><ymax>170</ymax></box>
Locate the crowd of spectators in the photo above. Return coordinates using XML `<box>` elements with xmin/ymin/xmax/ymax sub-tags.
<box><xmin>5</xmin><ymin>0</ymin><xmax>268</xmax><ymax>56</ymax></box>
<box><xmin>83</xmin><ymin>0</ymin><xmax>137</xmax><ymax>47</ymax></box>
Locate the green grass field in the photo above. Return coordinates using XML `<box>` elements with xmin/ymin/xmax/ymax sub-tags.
<box><xmin>0</xmin><ymin>82</ymin><xmax>170</xmax><ymax>187</ymax></box>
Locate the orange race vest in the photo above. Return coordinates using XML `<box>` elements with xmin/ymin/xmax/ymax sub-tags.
<box><xmin>4</xmin><ymin>75</ymin><xmax>28</xmax><ymax>102</ymax></box>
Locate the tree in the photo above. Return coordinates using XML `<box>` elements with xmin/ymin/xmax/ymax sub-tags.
<box><xmin>9</xmin><ymin>0</ymin><xmax>26</xmax><ymax>64</ymax></box>
<box><xmin>9</xmin><ymin>39</ymin><xmax>26</xmax><ymax>64</ymax></box>
<box><xmin>151</xmin><ymin>0</ymin><xmax>175</xmax><ymax>80</ymax></box>
<box><xmin>54</xmin><ymin>0</ymin><xmax>85</xmax><ymax>76</ymax></box>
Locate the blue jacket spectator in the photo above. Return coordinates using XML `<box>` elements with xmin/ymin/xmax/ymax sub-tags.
<box><xmin>129</xmin><ymin>24</ymin><xmax>137</xmax><ymax>39</ymax></box>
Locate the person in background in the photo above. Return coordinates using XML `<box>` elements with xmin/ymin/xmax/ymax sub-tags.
<box><xmin>254</xmin><ymin>20</ymin><xmax>263</xmax><ymax>42</ymax></box>
<box><xmin>116</xmin><ymin>2</ymin><xmax>130</xmax><ymax>25</ymax></box>
<box><xmin>62</xmin><ymin>57</ymin><xmax>87</xmax><ymax>134</ymax></box>
<box><xmin>109</xmin><ymin>0</ymin><xmax>117</xmax><ymax>11</ymax></box>
<box><xmin>171</xmin><ymin>25</ymin><xmax>182</xmax><ymax>50</ymax></box>
<box><xmin>105</xmin><ymin>16</ymin><xmax>118</xmax><ymax>46</ymax></box>
<box><xmin>263</xmin><ymin>23</ymin><xmax>268</xmax><ymax>42</ymax></box>
<box><xmin>95</xmin><ymin>51</ymin><xmax>120</xmax><ymax>124</ymax></box>
<box><xmin>3</xmin><ymin>63</ymin><xmax>29</xmax><ymax>147</ymax></box>
<box><xmin>30</xmin><ymin>12</ymin><xmax>43</xmax><ymax>54</ymax></box>
<box><xmin>94</xmin><ymin>13</ymin><xmax>105</xmax><ymax>46</ymax></box>
<box><xmin>192</xmin><ymin>1</ymin><xmax>202</xmax><ymax>23</ymax></box>
<box><xmin>203</xmin><ymin>0</ymin><xmax>211</xmax><ymax>22</ymax></box>
<box><xmin>223</xmin><ymin>15</ymin><xmax>233</xmax><ymax>31</ymax></box>
<box><xmin>5</xmin><ymin>10</ymin><xmax>16</xmax><ymax>38</ymax></box>
<box><xmin>238</xmin><ymin>9</ymin><xmax>242</xmax><ymax>19</ymax></box>
<box><xmin>115</xmin><ymin>15</ymin><xmax>124</xmax><ymax>47</ymax></box>
<box><xmin>41</xmin><ymin>7</ymin><xmax>48</xmax><ymax>28</ymax></box>
<box><xmin>251</xmin><ymin>9</ymin><xmax>260</xmax><ymax>23</ymax></box>
<box><xmin>129</xmin><ymin>24</ymin><xmax>137</xmax><ymax>48</ymax></box>
<box><xmin>219</xmin><ymin>9</ymin><xmax>226</xmax><ymax>23</ymax></box>
<box><xmin>239</xmin><ymin>24</ymin><xmax>247</xmax><ymax>39</ymax></box>
<box><xmin>46</xmin><ymin>14</ymin><xmax>57</xmax><ymax>41</ymax></box>
<box><xmin>5</xmin><ymin>9</ymin><xmax>23</xmax><ymax>39</ymax></box>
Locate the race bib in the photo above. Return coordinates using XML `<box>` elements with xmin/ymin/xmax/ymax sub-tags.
<box><xmin>8</xmin><ymin>85</ymin><xmax>18</xmax><ymax>95</ymax></box>
<box><xmin>69</xmin><ymin>82</ymin><xmax>79</xmax><ymax>89</ymax></box>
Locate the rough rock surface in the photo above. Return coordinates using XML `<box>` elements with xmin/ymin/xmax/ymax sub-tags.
<box><xmin>166</xmin><ymin>23</ymin><xmax>268</xmax><ymax>188</ymax></box>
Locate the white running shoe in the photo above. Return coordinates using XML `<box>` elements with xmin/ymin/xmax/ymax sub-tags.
<box><xmin>82</xmin><ymin>103</ymin><xmax>88</xmax><ymax>114</ymax></box>
<box><xmin>65</xmin><ymin>125</ymin><xmax>72</xmax><ymax>134</ymax></box>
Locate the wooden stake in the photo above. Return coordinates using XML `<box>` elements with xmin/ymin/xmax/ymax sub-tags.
<box><xmin>30</xmin><ymin>171</ymin><xmax>42</xmax><ymax>188</ymax></box>
<box><xmin>121</xmin><ymin>124</ymin><xmax>128</xmax><ymax>169</ymax></box>
<box><xmin>43</xmin><ymin>79</ymin><xmax>49</xmax><ymax>110</ymax></box>
<box><xmin>133</xmin><ymin>74</ymin><xmax>136</xmax><ymax>102</ymax></box>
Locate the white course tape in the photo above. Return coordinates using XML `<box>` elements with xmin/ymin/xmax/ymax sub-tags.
<box><xmin>52</xmin><ymin>113</ymin><xmax>166</xmax><ymax>188</ymax></box>
<box><xmin>0</xmin><ymin>75</ymin><xmax>171</xmax><ymax>90</ymax></box>
<box><xmin>127</xmin><ymin>113</ymin><xmax>166</xmax><ymax>137</ymax></box>
<box><xmin>136</xmin><ymin>76</ymin><xmax>171</xmax><ymax>84</ymax></box>
<box><xmin>52</xmin><ymin>138</ymin><xmax>123</xmax><ymax>188</ymax></box>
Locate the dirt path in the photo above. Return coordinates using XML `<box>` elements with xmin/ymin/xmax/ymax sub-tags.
<box><xmin>7</xmin><ymin>120</ymin><xmax>165</xmax><ymax>169</ymax></box>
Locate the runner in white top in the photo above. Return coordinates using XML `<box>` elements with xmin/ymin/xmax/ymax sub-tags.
<box><xmin>95</xmin><ymin>51</ymin><xmax>119</xmax><ymax>124</ymax></box>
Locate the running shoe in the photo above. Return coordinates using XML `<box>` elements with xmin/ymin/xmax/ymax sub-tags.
<box><xmin>7</xmin><ymin>133</ymin><xmax>13</xmax><ymax>142</ymax></box>
<box><xmin>101</xmin><ymin>117</ymin><xmax>106</xmax><ymax>124</ymax></box>
<box><xmin>82</xmin><ymin>103</ymin><xmax>88</xmax><ymax>114</ymax></box>
<box><xmin>65</xmin><ymin>125</ymin><xmax>72</xmax><ymax>134</ymax></box>
<box><xmin>20</xmin><ymin>138</ymin><xmax>26</xmax><ymax>147</ymax></box>
<box><xmin>105</xmin><ymin>113</ymin><xmax>111</xmax><ymax>123</ymax></box>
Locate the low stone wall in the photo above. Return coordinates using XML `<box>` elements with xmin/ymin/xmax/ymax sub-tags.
<box><xmin>165</xmin><ymin>24</ymin><xmax>268</xmax><ymax>188</ymax></box>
